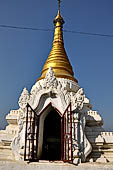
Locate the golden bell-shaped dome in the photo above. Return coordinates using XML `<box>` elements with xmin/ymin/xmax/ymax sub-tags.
<box><xmin>38</xmin><ymin>10</ymin><xmax>78</xmax><ymax>83</ymax></box>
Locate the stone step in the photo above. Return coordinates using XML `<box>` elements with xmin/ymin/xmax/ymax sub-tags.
<box><xmin>0</xmin><ymin>150</ymin><xmax>14</xmax><ymax>160</ymax></box>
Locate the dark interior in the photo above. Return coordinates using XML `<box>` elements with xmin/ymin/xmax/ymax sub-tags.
<box><xmin>41</xmin><ymin>109</ymin><xmax>61</xmax><ymax>160</ymax></box>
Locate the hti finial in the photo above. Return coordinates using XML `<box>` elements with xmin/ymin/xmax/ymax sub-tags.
<box><xmin>58</xmin><ymin>0</ymin><xmax>61</xmax><ymax>11</ymax></box>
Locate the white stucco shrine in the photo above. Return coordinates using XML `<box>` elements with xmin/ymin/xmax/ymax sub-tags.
<box><xmin>0</xmin><ymin>3</ymin><xmax>113</xmax><ymax>164</ymax></box>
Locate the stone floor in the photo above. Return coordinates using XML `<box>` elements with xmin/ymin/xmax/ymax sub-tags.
<box><xmin>0</xmin><ymin>161</ymin><xmax>113</xmax><ymax>170</ymax></box>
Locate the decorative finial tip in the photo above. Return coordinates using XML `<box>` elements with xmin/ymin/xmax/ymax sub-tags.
<box><xmin>58</xmin><ymin>0</ymin><xmax>61</xmax><ymax>11</ymax></box>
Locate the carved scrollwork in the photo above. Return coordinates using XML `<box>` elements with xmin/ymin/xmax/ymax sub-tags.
<box><xmin>63</xmin><ymin>89</ymin><xmax>70</xmax><ymax>105</ymax></box>
<box><xmin>18</xmin><ymin>88</ymin><xmax>30</xmax><ymax>109</ymax></box>
<box><xmin>70</xmin><ymin>88</ymin><xmax>88</xmax><ymax>111</ymax></box>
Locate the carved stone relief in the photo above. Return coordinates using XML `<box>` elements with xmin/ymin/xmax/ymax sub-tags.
<box><xmin>11</xmin><ymin>108</ymin><xmax>25</xmax><ymax>160</ymax></box>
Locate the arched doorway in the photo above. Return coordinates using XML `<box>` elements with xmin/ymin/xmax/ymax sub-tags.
<box><xmin>24</xmin><ymin>103</ymin><xmax>72</xmax><ymax>162</ymax></box>
<box><xmin>41</xmin><ymin>109</ymin><xmax>61</xmax><ymax>160</ymax></box>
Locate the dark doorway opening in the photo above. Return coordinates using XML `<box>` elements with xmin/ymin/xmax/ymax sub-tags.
<box><xmin>41</xmin><ymin>109</ymin><xmax>61</xmax><ymax>160</ymax></box>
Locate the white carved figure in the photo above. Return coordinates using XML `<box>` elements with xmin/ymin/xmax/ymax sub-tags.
<box><xmin>42</xmin><ymin>67</ymin><xmax>58</xmax><ymax>89</ymax></box>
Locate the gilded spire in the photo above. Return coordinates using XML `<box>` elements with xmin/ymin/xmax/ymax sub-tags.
<box><xmin>38</xmin><ymin>6</ymin><xmax>78</xmax><ymax>83</ymax></box>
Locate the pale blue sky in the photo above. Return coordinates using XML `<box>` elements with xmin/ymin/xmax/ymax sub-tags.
<box><xmin>0</xmin><ymin>0</ymin><xmax>113</xmax><ymax>131</ymax></box>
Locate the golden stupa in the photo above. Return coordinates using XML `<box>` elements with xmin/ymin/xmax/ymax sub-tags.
<box><xmin>38</xmin><ymin>9</ymin><xmax>78</xmax><ymax>83</ymax></box>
